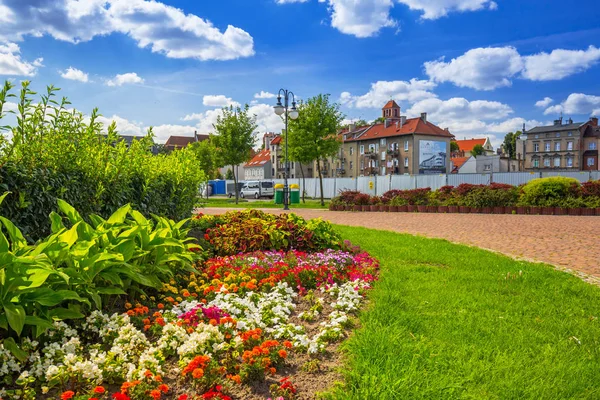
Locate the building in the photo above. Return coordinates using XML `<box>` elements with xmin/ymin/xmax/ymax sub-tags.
<box><xmin>164</xmin><ymin>131</ymin><xmax>209</xmax><ymax>151</ymax></box>
<box><xmin>244</xmin><ymin>148</ymin><xmax>272</xmax><ymax>180</ymax></box>
<box><xmin>338</xmin><ymin>101</ymin><xmax>454</xmax><ymax>176</ymax></box>
<box><xmin>452</xmin><ymin>155</ymin><xmax>518</xmax><ymax>174</ymax></box>
<box><xmin>267</xmin><ymin>133</ymin><xmax>313</xmax><ymax>179</ymax></box>
<box><xmin>522</xmin><ymin>117</ymin><xmax>599</xmax><ymax>171</ymax></box>
<box><xmin>454</xmin><ymin>138</ymin><xmax>494</xmax><ymax>157</ymax></box>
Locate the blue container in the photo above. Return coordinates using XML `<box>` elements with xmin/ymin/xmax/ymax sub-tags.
<box><xmin>209</xmin><ymin>180</ymin><xmax>227</xmax><ymax>195</ymax></box>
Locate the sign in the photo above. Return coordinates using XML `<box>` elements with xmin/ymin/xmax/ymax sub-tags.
<box><xmin>419</xmin><ymin>140</ymin><xmax>447</xmax><ymax>174</ymax></box>
<box><xmin>369</xmin><ymin>181</ymin><xmax>374</xmax><ymax>190</ymax></box>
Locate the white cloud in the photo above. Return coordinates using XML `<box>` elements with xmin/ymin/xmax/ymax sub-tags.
<box><xmin>425</xmin><ymin>47</ymin><xmax>522</xmax><ymax>90</ymax></box>
<box><xmin>341</xmin><ymin>79</ymin><xmax>437</xmax><ymax>108</ymax></box>
<box><xmin>535</xmin><ymin>97</ymin><xmax>553</xmax><ymax>108</ymax></box>
<box><xmin>151</xmin><ymin>124</ymin><xmax>198</xmax><ymax>143</ymax></box>
<box><xmin>278</xmin><ymin>0</ymin><xmax>496</xmax><ymax>38</ymax></box>
<box><xmin>254</xmin><ymin>91</ymin><xmax>277</xmax><ymax>99</ymax></box>
<box><xmin>522</xmin><ymin>46</ymin><xmax>600</xmax><ymax>81</ymax></box>
<box><xmin>0</xmin><ymin>0</ymin><xmax>254</xmax><ymax>61</ymax></box>
<box><xmin>106</xmin><ymin>72</ymin><xmax>144</xmax><ymax>87</ymax></box>
<box><xmin>60</xmin><ymin>66</ymin><xmax>89</xmax><ymax>82</ymax></box>
<box><xmin>95</xmin><ymin>114</ymin><xmax>145</xmax><ymax>136</ymax></box>
<box><xmin>425</xmin><ymin>45</ymin><xmax>600</xmax><ymax>90</ymax></box>
<box><xmin>445</xmin><ymin>117</ymin><xmax>543</xmax><ymax>148</ymax></box>
<box><xmin>406</xmin><ymin>97</ymin><xmax>513</xmax><ymax>121</ymax></box>
<box><xmin>0</xmin><ymin>42</ymin><xmax>42</xmax><ymax>76</ymax></box>
<box><xmin>543</xmin><ymin>93</ymin><xmax>600</xmax><ymax>116</ymax></box>
<box><xmin>202</xmin><ymin>95</ymin><xmax>240</xmax><ymax>108</ymax></box>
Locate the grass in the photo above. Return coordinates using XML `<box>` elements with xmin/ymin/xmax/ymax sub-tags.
<box><xmin>326</xmin><ymin>225</ymin><xmax>600</xmax><ymax>399</ymax></box>
<box><xmin>197</xmin><ymin>197</ymin><xmax>329</xmax><ymax>209</ymax></box>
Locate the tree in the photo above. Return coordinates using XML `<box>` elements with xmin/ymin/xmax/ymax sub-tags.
<box><xmin>372</xmin><ymin>116</ymin><xmax>385</xmax><ymax>124</ymax></box>
<box><xmin>225</xmin><ymin>169</ymin><xmax>234</xmax><ymax>180</ymax></box>
<box><xmin>471</xmin><ymin>144</ymin><xmax>485</xmax><ymax>158</ymax></box>
<box><xmin>287</xmin><ymin>94</ymin><xmax>344</xmax><ymax>206</ymax></box>
<box><xmin>450</xmin><ymin>141</ymin><xmax>460</xmax><ymax>153</ymax></box>
<box><xmin>348</xmin><ymin>119</ymin><xmax>368</xmax><ymax>127</ymax></box>
<box><xmin>502</xmin><ymin>131</ymin><xmax>521</xmax><ymax>159</ymax></box>
<box><xmin>212</xmin><ymin>105</ymin><xmax>257</xmax><ymax>204</ymax></box>
<box><xmin>190</xmin><ymin>139</ymin><xmax>221</xmax><ymax>199</ymax></box>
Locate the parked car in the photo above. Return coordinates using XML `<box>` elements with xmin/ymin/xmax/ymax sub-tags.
<box><xmin>227</xmin><ymin>181</ymin><xmax>245</xmax><ymax>198</ymax></box>
<box><xmin>240</xmin><ymin>181</ymin><xmax>274</xmax><ymax>199</ymax></box>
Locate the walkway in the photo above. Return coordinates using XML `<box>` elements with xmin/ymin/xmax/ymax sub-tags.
<box><xmin>202</xmin><ymin>208</ymin><xmax>600</xmax><ymax>283</ymax></box>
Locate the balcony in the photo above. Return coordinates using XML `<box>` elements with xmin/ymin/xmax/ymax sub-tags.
<box><xmin>336</xmin><ymin>168</ymin><xmax>346</xmax><ymax>175</ymax></box>
<box><xmin>362</xmin><ymin>167</ymin><xmax>377</xmax><ymax>175</ymax></box>
<box><xmin>320</xmin><ymin>169</ymin><xmax>328</xmax><ymax>175</ymax></box>
<box><xmin>363</xmin><ymin>151</ymin><xmax>377</xmax><ymax>159</ymax></box>
<box><xmin>387</xmin><ymin>149</ymin><xmax>399</xmax><ymax>157</ymax></box>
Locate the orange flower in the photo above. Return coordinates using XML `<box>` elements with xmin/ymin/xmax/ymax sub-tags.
<box><xmin>150</xmin><ymin>389</ymin><xmax>162</xmax><ymax>400</ymax></box>
<box><xmin>157</xmin><ymin>303</ymin><xmax>165</xmax><ymax>309</ymax></box>
<box><xmin>144</xmin><ymin>370</ymin><xmax>153</xmax><ymax>378</ymax></box>
<box><xmin>283</xmin><ymin>341</ymin><xmax>292</xmax><ymax>349</ymax></box>
<box><xmin>143</xmin><ymin>318</ymin><xmax>151</xmax><ymax>325</ymax></box>
<box><xmin>126</xmin><ymin>310</ymin><xmax>135</xmax><ymax>316</ymax></box>
<box><xmin>124</xmin><ymin>303</ymin><xmax>132</xmax><ymax>309</ymax></box>
<box><xmin>158</xmin><ymin>384</ymin><xmax>169</xmax><ymax>393</ymax></box>
<box><xmin>61</xmin><ymin>391</ymin><xmax>75</xmax><ymax>400</ymax></box>
<box><xmin>209</xmin><ymin>319</ymin><xmax>217</xmax><ymax>326</ymax></box>
<box><xmin>144</xmin><ymin>325</ymin><xmax>151</xmax><ymax>331</ymax></box>
<box><xmin>93</xmin><ymin>386</ymin><xmax>106</xmax><ymax>394</ymax></box>
<box><xmin>269</xmin><ymin>367</ymin><xmax>276</xmax><ymax>375</ymax></box>
<box><xmin>278</xmin><ymin>349</ymin><xmax>287</xmax><ymax>359</ymax></box>
<box><xmin>228</xmin><ymin>374</ymin><xmax>241</xmax><ymax>384</ymax></box>
<box><xmin>154</xmin><ymin>375</ymin><xmax>163</xmax><ymax>382</ymax></box>
<box><xmin>192</xmin><ymin>368</ymin><xmax>204</xmax><ymax>379</ymax></box>
<box><xmin>155</xmin><ymin>317</ymin><xmax>165</xmax><ymax>327</ymax></box>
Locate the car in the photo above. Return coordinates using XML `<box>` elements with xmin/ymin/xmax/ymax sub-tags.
<box><xmin>239</xmin><ymin>181</ymin><xmax>274</xmax><ymax>199</ymax></box>
<box><xmin>227</xmin><ymin>182</ymin><xmax>245</xmax><ymax>198</ymax></box>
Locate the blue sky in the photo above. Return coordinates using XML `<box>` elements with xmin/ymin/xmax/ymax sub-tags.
<box><xmin>1</xmin><ymin>0</ymin><xmax>599</xmax><ymax>146</ymax></box>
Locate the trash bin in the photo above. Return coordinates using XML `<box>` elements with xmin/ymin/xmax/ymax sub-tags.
<box><xmin>274</xmin><ymin>189</ymin><xmax>284</xmax><ymax>204</ymax></box>
<box><xmin>290</xmin><ymin>189</ymin><xmax>300</xmax><ymax>204</ymax></box>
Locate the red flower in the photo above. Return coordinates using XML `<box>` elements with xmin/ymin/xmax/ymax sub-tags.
<box><xmin>93</xmin><ymin>386</ymin><xmax>106</xmax><ymax>394</ymax></box>
<box><xmin>112</xmin><ymin>394</ymin><xmax>131</xmax><ymax>400</ymax></box>
<box><xmin>178</xmin><ymin>396</ymin><xmax>189</xmax><ymax>400</ymax></box>
<box><xmin>150</xmin><ymin>389</ymin><xmax>162</xmax><ymax>400</ymax></box>
<box><xmin>61</xmin><ymin>391</ymin><xmax>75</xmax><ymax>400</ymax></box>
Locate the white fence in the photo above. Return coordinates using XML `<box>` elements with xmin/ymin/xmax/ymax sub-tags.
<box><xmin>224</xmin><ymin>171</ymin><xmax>600</xmax><ymax>199</ymax></box>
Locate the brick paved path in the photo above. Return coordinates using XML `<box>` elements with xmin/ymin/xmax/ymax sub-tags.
<box><xmin>203</xmin><ymin>208</ymin><xmax>600</xmax><ymax>282</ymax></box>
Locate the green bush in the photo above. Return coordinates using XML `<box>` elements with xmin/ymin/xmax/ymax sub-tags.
<box><xmin>519</xmin><ymin>177</ymin><xmax>580</xmax><ymax>207</ymax></box>
<box><xmin>0</xmin><ymin>81</ymin><xmax>205</xmax><ymax>241</ymax></box>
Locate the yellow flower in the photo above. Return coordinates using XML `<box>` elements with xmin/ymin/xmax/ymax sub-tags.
<box><xmin>176</xmin><ymin>297</ymin><xmax>182</xmax><ymax>302</ymax></box>
<box><xmin>42</xmin><ymin>387</ymin><xmax>49</xmax><ymax>394</ymax></box>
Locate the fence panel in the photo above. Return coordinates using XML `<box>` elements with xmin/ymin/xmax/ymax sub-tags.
<box><xmin>390</xmin><ymin>175</ymin><xmax>415</xmax><ymax>190</ymax></box>
<box><xmin>376</xmin><ymin>176</ymin><xmax>390</xmax><ymax>196</ymax></box>
<box><xmin>591</xmin><ymin>171</ymin><xmax>600</xmax><ymax>181</ymax></box>
<box><xmin>356</xmin><ymin>176</ymin><xmax>376</xmax><ymax>196</ymax></box>
<box><xmin>415</xmin><ymin>174</ymin><xmax>446</xmax><ymax>190</ymax></box>
<box><xmin>314</xmin><ymin>178</ymin><xmax>336</xmax><ymax>199</ymax></box>
<box><xmin>492</xmin><ymin>172</ymin><xmax>539</xmax><ymax>186</ymax></box>
<box><xmin>448</xmin><ymin>174</ymin><xmax>491</xmax><ymax>186</ymax></box>
<box><xmin>334</xmin><ymin>178</ymin><xmax>356</xmax><ymax>196</ymax></box>
<box><xmin>541</xmin><ymin>171</ymin><xmax>591</xmax><ymax>182</ymax></box>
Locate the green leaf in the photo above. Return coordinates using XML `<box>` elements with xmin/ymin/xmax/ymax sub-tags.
<box><xmin>4</xmin><ymin>303</ymin><xmax>26</xmax><ymax>336</ymax></box>
<box><xmin>58</xmin><ymin>222</ymin><xmax>80</xmax><ymax>247</ymax></box>
<box><xmin>96</xmin><ymin>287</ymin><xmax>126</xmax><ymax>295</ymax></box>
<box><xmin>107</xmin><ymin>204</ymin><xmax>131</xmax><ymax>225</ymax></box>
<box><xmin>114</xmin><ymin>239</ymin><xmax>135</xmax><ymax>262</ymax></box>
<box><xmin>3</xmin><ymin>337</ymin><xmax>28</xmax><ymax>362</ymax></box>
<box><xmin>49</xmin><ymin>211</ymin><xmax>65</xmax><ymax>234</ymax></box>
<box><xmin>24</xmin><ymin>315</ymin><xmax>54</xmax><ymax>330</ymax></box>
<box><xmin>0</xmin><ymin>191</ymin><xmax>10</xmax><ymax>207</ymax></box>
<box><xmin>129</xmin><ymin>210</ymin><xmax>148</xmax><ymax>226</ymax></box>
<box><xmin>49</xmin><ymin>307</ymin><xmax>84</xmax><ymax>320</ymax></box>
<box><xmin>0</xmin><ymin>216</ymin><xmax>26</xmax><ymax>249</ymax></box>
<box><xmin>57</xmin><ymin>199</ymin><xmax>82</xmax><ymax>223</ymax></box>
<box><xmin>0</xmin><ymin>229</ymin><xmax>9</xmax><ymax>253</ymax></box>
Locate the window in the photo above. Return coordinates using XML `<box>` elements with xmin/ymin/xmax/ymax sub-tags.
<box><xmin>568</xmin><ymin>131</ymin><xmax>573</xmax><ymax>136</ymax></box>
<box><xmin>590</xmin><ymin>142</ymin><xmax>597</xmax><ymax>150</ymax></box>
<box><xmin>484</xmin><ymin>164</ymin><xmax>491</xmax><ymax>171</ymax></box>
<box><xmin>359</xmin><ymin>145</ymin><xmax>364</xmax><ymax>154</ymax></box>
<box><xmin>369</xmin><ymin>144</ymin><xmax>376</xmax><ymax>153</ymax></box>
<box><xmin>554</xmin><ymin>157</ymin><xmax>560</xmax><ymax>167</ymax></box>
<box><xmin>349</xmin><ymin>161</ymin><xmax>353</xmax><ymax>170</ymax></box>
<box><xmin>567</xmin><ymin>141</ymin><xmax>573</xmax><ymax>151</ymax></box>
<box><xmin>404</xmin><ymin>157</ymin><xmax>409</xmax><ymax>168</ymax></box>
<box><xmin>381</xmin><ymin>151</ymin><xmax>386</xmax><ymax>161</ymax></box>
<box><xmin>535</xmin><ymin>134</ymin><xmax>539</xmax><ymax>139</ymax></box>
<box><xmin>380</xmin><ymin>138</ymin><xmax>386</xmax><ymax>145</ymax></box>
<box><xmin>533</xmin><ymin>159</ymin><xmax>539</xmax><ymax>168</ymax></box>
<box><xmin>567</xmin><ymin>157</ymin><xmax>573</xmax><ymax>168</ymax></box>
<box><xmin>343</xmin><ymin>134</ymin><xmax>347</xmax><ymax>140</ymax></box>
<box><xmin>393</xmin><ymin>159</ymin><xmax>398</xmax><ymax>166</ymax></box>
<box><xmin>545</xmin><ymin>142</ymin><xmax>551</xmax><ymax>152</ymax></box>
<box><xmin>404</xmin><ymin>140</ymin><xmax>409</xmax><ymax>151</ymax></box>
<box><xmin>544</xmin><ymin>158</ymin><xmax>550</xmax><ymax>167</ymax></box>
<box><xmin>349</xmin><ymin>147</ymin><xmax>354</xmax><ymax>155</ymax></box>
<box><xmin>588</xmin><ymin>157</ymin><xmax>596</xmax><ymax>167</ymax></box>
<box><xmin>393</xmin><ymin>142</ymin><xmax>399</xmax><ymax>150</ymax></box>
<box><xmin>555</xmin><ymin>142</ymin><xmax>560</xmax><ymax>151</ymax></box>
<box><xmin>556</xmin><ymin>132</ymin><xmax>560</xmax><ymax>138</ymax></box>
<box><xmin>360</xmin><ymin>160</ymin><xmax>364</xmax><ymax>169</ymax></box>
<box><xmin>534</xmin><ymin>143</ymin><xmax>539</xmax><ymax>152</ymax></box>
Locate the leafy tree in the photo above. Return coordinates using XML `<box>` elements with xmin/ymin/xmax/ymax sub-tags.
<box><xmin>372</xmin><ymin>116</ymin><xmax>385</xmax><ymax>124</ymax></box>
<box><xmin>348</xmin><ymin>119</ymin><xmax>368</xmax><ymax>127</ymax></box>
<box><xmin>450</xmin><ymin>141</ymin><xmax>460</xmax><ymax>153</ymax></box>
<box><xmin>190</xmin><ymin>139</ymin><xmax>222</xmax><ymax>198</ymax></box>
<box><xmin>225</xmin><ymin>169</ymin><xmax>234</xmax><ymax>180</ymax></box>
<box><xmin>502</xmin><ymin>131</ymin><xmax>521</xmax><ymax>159</ymax></box>
<box><xmin>287</xmin><ymin>94</ymin><xmax>344</xmax><ymax>206</ymax></box>
<box><xmin>212</xmin><ymin>105</ymin><xmax>257</xmax><ymax>204</ymax></box>
<box><xmin>471</xmin><ymin>144</ymin><xmax>485</xmax><ymax>158</ymax></box>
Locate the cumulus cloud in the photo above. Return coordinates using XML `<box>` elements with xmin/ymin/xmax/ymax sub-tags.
<box><xmin>277</xmin><ymin>0</ymin><xmax>496</xmax><ymax>37</ymax></box>
<box><xmin>106</xmin><ymin>72</ymin><xmax>144</xmax><ymax>87</ymax></box>
<box><xmin>60</xmin><ymin>66</ymin><xmax>89</xmax><ymax>82</ymax></box>
<box><xmin>254</xmin><ymin>91</ymin><xmax>277</xmax><ymax>99</ymax></box>
<box><xmin>151</xmin><ymin>124</ymin><xmax>198</xmax><ymax>143</ymax></box>
<box><xmin>425</xmin><ymin>45</ymin><xmax>600</xmax><ymax>90</ymax></box>
<box><xmin>543</xmin><ymin>93</ymin><xmax>600</xmax><ymax>116</ymax></box>
<box><xmin>406</xmin><ymin>97</ymin><xmax>513</xmax><ymax>121</ymax></box>
<box><xmin>340</xmin><ymin>79</ymin><xmax>437</xmax><ymax>108</ymax></box>
<box><xmin>0</xmin><ymin>42</ymin><xmax>42</xmax><ymax>76</ymax></box>
<box><xmin>95</xmin><ymin>114</ymin><xmax>146</xmax><ymax>136</ymax></box>
<box><xmin>202</xmin><ymin>95</ymin><xmax>240</xmax><ymax>108</ymax></box>
<box><xmin>0</xmin><ymin>0</ymin><xmax>254</xmax><ymax>61</ymax></box>
<box><xmin>535</xmin><ymin>97</ymin><xmax>553</xmax><ymax>108</ymax></box>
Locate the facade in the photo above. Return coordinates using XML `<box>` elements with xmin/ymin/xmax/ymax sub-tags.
<box><xmin>267</xmin><ymin>133</ymin><xmax>313</xmax><ymax>179</ymax></box>
<box><xmin>522</xmin><ymin>117</ymin><xmax>599</xmax><ymax>171</ymax></box>
<box><xmin>337</xmin><ymin>101</ymin><xmax>454</xmax><ymax>177</ymax></box>
<box><xmin>244</xmin><ymin>148</ymin><xmax>272</xmax><ymax>180</ymax></box>
<box><xmin>164</xmin><ymin>131</ymin><xmax>209</xmax><ymax>151</ymax></box>
<box><xmin>452</xmin><ymin>154</ymin><xmax>519</xmax><ymax>174</ymax></box>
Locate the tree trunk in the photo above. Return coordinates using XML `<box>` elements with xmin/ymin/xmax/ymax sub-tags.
<box><xmin>299</xmin><ymin>163</ymin><xmax>306</xmax><ymax>203</ymax></box>
<box><xmin>317</xmin><ymin>158</ymin><xmax>325</xmax><ymax>206</ymax></box>
<box><xmin>232</xmin><ymin>164</ymin><xmax>239</xmax><ymax>204</ymax></box>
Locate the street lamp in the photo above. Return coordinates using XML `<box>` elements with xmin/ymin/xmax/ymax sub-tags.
<box><xmin>274</xmin><ymin>89</ymin><xmax>298</xmax><ymax>211</ymax></box>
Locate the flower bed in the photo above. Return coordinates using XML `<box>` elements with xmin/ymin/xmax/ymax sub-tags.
<box><xmin>1</xmin><ymin>210</ymin><xmax>378</xmax><ymax>400</ymax></box>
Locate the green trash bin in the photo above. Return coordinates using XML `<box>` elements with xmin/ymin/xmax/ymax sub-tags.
<box><xmin>290</xmin><ymin>189</ymin><xmax>300</xmax><ymax>204</ymax></box>
<box><xmin>274</xmin><ymin>189</ymin><xmax>283</xmax><ymax>204</ymax></box>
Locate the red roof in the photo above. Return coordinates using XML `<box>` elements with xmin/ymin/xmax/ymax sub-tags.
<box><xmin>451</xmin><ymin>156</ymin><xmax>469</xmax><ymax>172</ymax></box>
<box><xmin>382</xmin><ymin>100</ymin><xmax>400</xmax><ymax>109</ymax></box>
<box><xmin>164</xmin><ymin>133</ymin><xmax>209</xmax><ymax>148</ymax></box>
<box><xmin>344</xmin><ymin>117</ymin><xmax>453</xmax><ymax>142</ymax></box>
<box><xmin>244</xmin><ymin>149</ymin><xmax>271</xmax><ymax>167</ymax></box>
<box><xmin>270</xmin><ymin>135</ymin><xmax>282</xmax><ymax>145</ymax></box>
<box><xmin>455</xmin><ymin>138</ymin><xmax>486</xmax><ymax>152</ymax></box>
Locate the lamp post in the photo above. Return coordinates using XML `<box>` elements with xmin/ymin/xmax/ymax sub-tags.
<box><xmin>273</xmin><ymin>89</ymin><xmax>298</xmax><ymax>211</ymax></box>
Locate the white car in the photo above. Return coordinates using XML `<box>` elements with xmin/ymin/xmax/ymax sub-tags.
<box><xmin>240</xmin><ymin>181</ymin><xmax>274</xmax><ymax>199</ymax></box>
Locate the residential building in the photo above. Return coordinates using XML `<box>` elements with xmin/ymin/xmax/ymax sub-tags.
<box><xmin>453</xmin><ymin>155</ymin><xmax>518</xmax><ymax>174</ymax></box>
<box><xmin>522</xmin><ymin>117</ymin><xmax>599</xmax><ymax>171</ymax></box>
<box><xmin>339</xmin><ymin>101</ymin><xmax>454</xmax><ymax>176</ymax></box>
<box><xmin>454</xmin><ymin>138</ymin><xmax>494</xmax><ymax>157</ymax></box>
<box><xmin>164</xmin><ymin>131</ymin><xmax>209</xmax><ymax>151</ymax></box>
<box><xmin>244</xmin><ymin>148</ymin><xmax>272</xmax><ymax>180</ymax></box>
<box><xmin>267</xmin><ymin>133</ymin><xmax>313</xmax><ymax>179</ymax></box>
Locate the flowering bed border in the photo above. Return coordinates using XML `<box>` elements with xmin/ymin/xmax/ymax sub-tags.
<box><xmin>329</xmin><ymin>204</ymin><xmax>600</xmax><ymax>216</ymax></box>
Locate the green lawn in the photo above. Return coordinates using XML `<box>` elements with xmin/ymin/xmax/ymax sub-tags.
<box><xmin>326</xmin><ymin>225</ymin><xmax>600</xmax><ymax>400</ymax></box>
<box><xmin>197</xmin><ymin>197</ymin><xmax>329</xmax><ymax>209</ymax></box>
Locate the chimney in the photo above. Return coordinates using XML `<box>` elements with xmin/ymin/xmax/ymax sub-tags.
<box><xmin>444</xmin><ymin>127</ymin><xmax>449</xmax><ymax>132</ymax></box>
<box><xmin>554</xmin><ymin>119</ymin><xmax>562</xmax><ymax>126</ymax></box>
<box><xmin>568</xmin><ymin>117</ymin><xmax>573</xmax><ymax>124</ymax></box>
<box><xmin>384</xmin><ymin>119</ymin><xmax>390</xmax><ymax>128</ymax></box>
<box><xmin>590</xmin><ymin>117</ymin><xmax>598</xmax><ymax>127</ymax></box>
<box><xmin>420</xmin><ymin>112</ymin><xmax>427</xmax><ymax>124</ymax></box>
<box><xmin>349</xmin><ymin>123</ymin><xmax>356</xmax><ymax>132</ymax></box>
<box><xmin>194</xmin><ymin>130</ymin><xmax>198</xmax><ymax>141</ymax></box>
<box><xmin>400</xmin><ymin>115</ymin><xmax>406</xmax><ymax>127</ymax></box>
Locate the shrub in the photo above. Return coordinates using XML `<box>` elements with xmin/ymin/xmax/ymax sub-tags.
<box><xmin>462</xmin><ymin>185</ymin><xmax>518</xmax><ymax>208</ymax></box>
<box><xmin>381</xmin><ymin>190</ymin><xmax>403</xmax><ymax>204</ymax></box>
<box><xmin>399</xmin><ymin>188</ymin><xmax>431</xmax><ymax>205</ymax></box>
<box><xmin>581</xmin><ymin>180</ymin><xmax>600</xmax><ymax>198</ymax></box>
<box><xmin>519</xmin><ymin>177</ymin><xmax>581</xmax><ymax>207</ymax></box>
